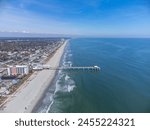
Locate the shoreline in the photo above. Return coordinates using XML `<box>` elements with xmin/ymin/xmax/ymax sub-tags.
<box><xmin>0</xmin><ymin>40</ymin><xmax>68</xmax><ymax>113</ymax></box>
<box><xmin>32</xmin><ymin>41</ymin><xmax>68</xmax><ymax>113</ymax></box>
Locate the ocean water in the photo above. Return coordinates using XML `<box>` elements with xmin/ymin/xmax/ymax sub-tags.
<box><xmin>36</xmin><ymin>38</ymin><xmax>150</xmax><ymax>113</ymax></box>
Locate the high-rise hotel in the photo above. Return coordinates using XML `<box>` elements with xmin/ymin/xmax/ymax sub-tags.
<box><xmin>7</xmin><ymin>65</ymin><xmax>29</xmax><ymax>76</ymax></box>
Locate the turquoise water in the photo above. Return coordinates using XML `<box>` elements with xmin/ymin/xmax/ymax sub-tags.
<box><xmin>37</xmin><ymin>38</ymin><xmax>150</xmax><ymax>113</ymax></box>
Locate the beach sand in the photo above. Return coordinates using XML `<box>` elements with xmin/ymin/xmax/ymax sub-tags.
<box><xmin>0</xmin><ymin>40</ymin><xmax>68</xmax><ymax>113</ymax></box>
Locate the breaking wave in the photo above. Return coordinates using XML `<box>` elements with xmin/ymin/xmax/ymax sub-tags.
<box><xmin>36</xmin><ymin>42</ymin><xmax>76</xmax><ymax>113</ymax></box>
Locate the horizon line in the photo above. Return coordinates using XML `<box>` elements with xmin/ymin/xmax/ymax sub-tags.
<box><xmin>0</xmin><ymin>32</ymin><xmax>150</xmax><ymax>38</ymax></box>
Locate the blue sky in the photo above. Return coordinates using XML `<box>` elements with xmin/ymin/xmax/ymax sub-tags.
<box><xmin>0</xmin><ymin>0</ymin><xmax>150</xmax><ymax>37</ymax></box>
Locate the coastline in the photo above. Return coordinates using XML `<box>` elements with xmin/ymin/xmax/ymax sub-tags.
<box><xmin>0</xmin><ymin>40</ymin><xmax>68</xmax><ymax>113</ymax></box>
<box><xmin>32</xmin><ymin>40</ymin><xmax>68</xmax><ymax>113</ymax></box>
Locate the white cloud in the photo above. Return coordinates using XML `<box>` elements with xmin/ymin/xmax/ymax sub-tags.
<box><xmin>0</xmin><ymin>3</ymin><xmax>80</xmax><ymax>34</ymax></box>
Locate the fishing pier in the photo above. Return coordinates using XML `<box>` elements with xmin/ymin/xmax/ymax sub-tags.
<box><xmin>43</xmin><ymin>65</ymin><xmax>101</xmax><ymax>72</ymax></box>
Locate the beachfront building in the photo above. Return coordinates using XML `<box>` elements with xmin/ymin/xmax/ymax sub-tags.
<box><xmin>32</xmin><ymin>63</ymin><xmax>43</xmax><ymax>70</ymax></box>
<box><xmin>7</xmin><ymin>65</ymin><xmax>29</xmax><ymax>76</ymax></box>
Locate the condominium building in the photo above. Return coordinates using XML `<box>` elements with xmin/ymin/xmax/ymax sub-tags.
<box><xmin>7</xmin><ymin>65</ymin><xmax>29</xmax><ymax>76</ymax></box>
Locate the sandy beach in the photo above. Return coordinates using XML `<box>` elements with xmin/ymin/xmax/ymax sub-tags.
<box><xmin>0</xmin><ymin>40</ymin><xmax>68</xmax><ymax>113</ymax></box>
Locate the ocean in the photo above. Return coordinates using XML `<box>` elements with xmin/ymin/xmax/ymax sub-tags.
<box><xmin>36</xmin><ymin>38</ymin><xmax>150</xmax><ymax>113</ymax></box>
